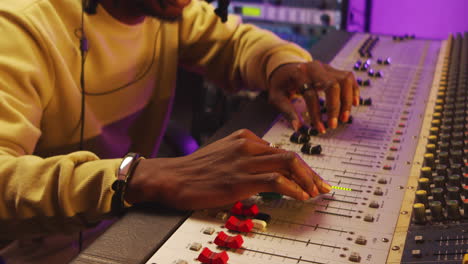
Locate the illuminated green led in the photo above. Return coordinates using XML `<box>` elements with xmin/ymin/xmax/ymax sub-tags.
<box><xmin>242</xmin><ymin>6</ymin><xmax>261</xmax><ymax>17</ymax></box>
<box><xmin>332</xmin><ymin>186</ymin><xmax>352</xmax><ymax>191</ymax></box>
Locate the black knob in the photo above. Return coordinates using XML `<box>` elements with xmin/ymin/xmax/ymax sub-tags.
<box><xmin>384</xmin><ymin>57</ymin><xmax>391</xmax><ymax>65</ymax></box>
<box><xmin>301</xmin><ymin>143</ymin><xmax>322</xmax><ymax>155</ymax></box>
<box><xmin>429</xmin><ymin>201</ymin><xmax>444</xmax><ymax>221</ymax></box>
<box><xmin>431</xmin><ymin>187</ymin><xmax>445</xmax><ymax>205</ymax></box>
<box><xmin>439</xmin><ymin>133</ymin><xmax>451</xmax><ymax>142</ymax></box>
<box><xmin>450</xmin><ymin>163</ymin><xmax>462</xmax><ymax>175</ymax></box>
<box><xmin>418</xmin><ymin>178</ymin><xmax>431</xmax><ymax>193</ymax></box>
<box><xmin>438</xmin><ymin>151</ymin><xmax>449</xmax><ymax>165</ymax></box>
<box><xmin>290</xmin><ymin>132</ymin><xmax>310</xmax><ymax>144</ymax></box>
<box><xmin>415</xmin><ymin>190</ymin><xmax>429</xmax><ymax>207</ymax></box>
<box><xmin>441</xmin><ymin>125</ymin><xmax>452</xmax><ymax>133</ymax></box>
<box><xmin>448</xmin><ymin>174</ymin><xmax>462</xmax><ymax>188</ymax></box>
<box><xmin>447</xmin><ymin>186</ymin><xmax>461</xmax><ymax>202</ymax></box>
<box><xmin>447</xmin><ymin>200</ymin><xmax>461</xmax><ymax>220</ymax></box>
<box><xmin>433</xmin><ymin>176</ymin><xmax>445</xmax><ymax>189</ymax></box>
<box><xmin>413</xmin><ymin>203</ymin><xmax>427</xmax><ymax>224</ymax></box>
<box><xmin>420</xmin><ymin>167</ymin><xmax>432</xmax><ymax>179</ymax></box>
<box><xmin>450</xmin><ymin>149</ymin><xmax>463</xmax><ymax>163</ymax></box>
<box><xmin>298</xmin><ymin>125</ymin><xmax>319</xmax><ymax>136</ymax></box>
<box><xmin>439</xmin><ymin>142</ymin><xmax>450</xmax><ymax>151</ymax></box>
<box><xmin>452</xmin><ymin>132</ymin><xmax>463</xmax><ymax>140</ymax></box>
<box><xmin>436</xmin><ymin>164</ymin><xmax>448</xmax><ymax>177</ymax></box>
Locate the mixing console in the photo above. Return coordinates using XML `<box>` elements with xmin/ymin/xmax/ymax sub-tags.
<box><xmin>145</xmin><ymin>32</ymin><xmax>467</xmax><ymax>264</ymax></box>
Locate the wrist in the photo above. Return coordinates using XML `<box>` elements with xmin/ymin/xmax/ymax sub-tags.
<box><xmin>111</xmin><ymin>153</ymin><xmax>143</xmax><ymax>215</ymax></box>
<box><xmin>123</xmin><ymin>158</ymin><xmax>148</xmax><ymax>204</ymax></box>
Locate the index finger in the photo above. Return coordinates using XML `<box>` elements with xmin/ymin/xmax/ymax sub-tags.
<box><xmin>325</xmin><ymin>81</ymin><xmax>341</xmax><ymax>129</ymax></box>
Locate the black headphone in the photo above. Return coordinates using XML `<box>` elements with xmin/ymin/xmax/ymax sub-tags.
<box><xmin>83</xmin><ymin>0</ymin><xmax>99</xmax><ymax>14</ymax></box>
<box><xmin>83</xmin><ymin>0</ymin><xmax>230</xmax><ymax>23</ymax></box>
<box><xmin>77</xmin><ymin>0</ymin><xmax>230</xmax><ymax>254</ymax></box>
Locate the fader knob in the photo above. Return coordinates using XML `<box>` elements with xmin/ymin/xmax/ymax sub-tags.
<box><xmin>429</xmin><ymin>127</ymin><xmax>439</xmax><ymax>136</ymax></box>
<box><xmin>214</xmin><ymin>231</ymin><xmax>244</xmax><ymax>249</ymax></box>
<box><xmin>451</xmin><ymin>150</ymin><xmax>463</xmax><ymax>163</ymax></box>
<box><xmin>197</xmin><ymin>248</ymin><xmax>229</xmax><ymax>264</ymax></box>
<box><xmin>301</xmin><ymin>143</ymin><xmax>322</xmax><ymax>155</ymax></box>
<box><xmin>453</xmin><ymin>124</ymin><xmax>464</xmax><ymax>132</ymax></box>
<box><xmin>420</xmin><ymin>167</ymin><xmax>432</xmax><ymax>179</ymax></box>
<box><xmin>423</xmin><ymin>154</ymin><xmax>435</xmax><ymax>168</ymax></box>
<box><xmin>451</xmin><ymin>140</ymin><xmax>464</xmax><ymax>151</ymax></box>
<box><xmin>349</xmin><ymin>252</ymin><xmax>361</xmax><ymax>262</ymax></box>
<box><xmin>439</xmin><ymin>142</ymin><xmax>450</xmax><ymax>152</ymax></box>
<box><xmin>431</xmin><ymin>119</ymin><xmax>441</xmax><ymax>127</ymax></box>
<box><xmin>438</xmin><ymin>151</ymin><xmax>449</xmax><ymax>165</ymax></box>
<box><xmin>448</xmin><ymin>174</ymin><xmax>462</xmax><ymax>188</ymax></box>
<box><xmin>428</xmin><ymin>135</ymin><xmax>438</xmax><ymax>144</ymax></box>
<box><xmin>440</xmin><ymin>125</ymin><xmax>452</xmax><ymax>134</ymax></box>
<box><xmin>447</xmin><ymin>186</ymin><xmax>461</xmax><ymax>202</ymax></box>
<box><xmin>447</xmin><ymin>200</ymin><xmax>461</xmax><ymax>220</ymax></box>
<box><xmin>436</xmin><ymin>164</ymin><xmax>448</xmax><ymax>177</ymax></box>
<box><xmin>433</xmin><ymin>176</ymin><xmax>445</xmax><ymax>189</ymax></box>
<box><xmin>426</xmin><ymin>144</ymin><xmax>436</xmax><ymax>153</ymax></box>
<box><xmin>415</xmin><ymin>190</ymin><xmax>429</xmax><ymax>206</ymax></box>
<box><xmin>450</xmin><ymin>163</ymin><xmax>462</xmax><ymax>175</ymax></box>
<box><xmin>290</xmin><ymin>132</ymin><xmax>310</xmax><ymax>144</ymax></box>
<box><xmin>225</xmin><ymin>216</ymin><xmax>253</xmax><ymax>233</ymax></box>
<box><xmin>418</xmin><ymin>178</ymin><xmax>431</xmax><ymax>193</ymax></box>
<box><xmin>429</xmin><ymin>201</ymin><xmax>444</xmax><ymax>221</ymax></box>
<box><xmin>431</xmin><ymin>187</ymin><xmax>445</xmax><ymax>205</ymax></box>
<box><xmin>452</xmin><ymin>131</ymin><xmax>463</xmax><ymax>140</ymax></box>
<box><xmin>354</xmin><ymin>63</ymin><xmax>361</xmax><ymax>71</ymax></box>
<box><xmin>439</xmin><ymin>133</ymin><xmax>451</xmax><ymax>142</ymax></box>
<box><xmin>413</xmin><ymin>203</ymin><xmax>427</xmax><ymax>224</ymax></box>
<box><xmin>298</xmin><ymin>125</ymin><xmax>319</xmax><ymax>136</ymax></box>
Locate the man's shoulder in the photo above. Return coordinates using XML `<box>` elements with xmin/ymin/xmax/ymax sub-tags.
<box><xmin>0</xmin><ymin>0</ymin><xmax>77</xmax><ymax>20</ymax></box>
<box><xmin>0</xmin><ymin>0</ymin><xmax>45</xmax><ymax>13</ymax></box>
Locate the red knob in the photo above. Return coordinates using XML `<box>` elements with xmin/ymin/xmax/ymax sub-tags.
<box><xmin>225</xmin><ymin>216</ymin><xmax>253</xmax><ymax>233</ymax></box>
<box><xmin>197</xmin><ymin>247</ymin><xmax>229</xmax><ymax>264</ymax></box>
<box><xmin>230</xmin><ymin>201</ymin><xmax>259</xmax><ymax>217</ymax></box>
<box><xmin>214</xmin><ymin>231</ymin><xmax>244</xmax><ymax>249</ymax></box>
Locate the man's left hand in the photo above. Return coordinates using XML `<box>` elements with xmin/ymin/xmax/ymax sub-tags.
<box><xmin>268</xmin><ymin>61</ymin><xmax>360</xmax><ymax>133</ymax></box>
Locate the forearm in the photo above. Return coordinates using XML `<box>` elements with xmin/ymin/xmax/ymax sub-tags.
<box><xmin>0</xmin><ymin>152</ymin><xmax>121</xmax><ymax>240</ymax></box>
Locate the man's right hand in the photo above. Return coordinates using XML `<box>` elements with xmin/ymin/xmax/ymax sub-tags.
<box><xmin>125</xmin><ymin>129</ymin><xmax>331</xmax><ymax>210</ymax></box>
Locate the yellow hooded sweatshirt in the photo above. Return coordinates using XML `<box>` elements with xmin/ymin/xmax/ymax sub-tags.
<box><xmin>0</xmin><ymin>0</ymin><xmax>312</xmax><ymax>241</ymax></box>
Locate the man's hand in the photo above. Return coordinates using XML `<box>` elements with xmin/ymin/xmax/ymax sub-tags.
<box><xmin>268</xmin><ymin>61</ymin><xmax>360</xmax><ymax>133</ymax></box>
<box><xmin>125</xmin><ymin>129</ymin><xmax>331</xmax><ymax>210</ymax></box>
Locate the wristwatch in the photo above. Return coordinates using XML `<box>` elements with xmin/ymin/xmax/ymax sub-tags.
<box><xmin>111</xmin><ymin>152</ymin><xmax>143</xmax><ymax>216</ymax></box>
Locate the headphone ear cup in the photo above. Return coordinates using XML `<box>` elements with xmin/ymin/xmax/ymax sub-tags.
<box><xmin>84</xmin><ymin>0</ymin><xmax>99</xmax><ymax>14</ymax></box>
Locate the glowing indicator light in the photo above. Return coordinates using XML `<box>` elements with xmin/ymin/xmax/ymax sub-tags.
<box><xmin>242</xmin><ymin>6</ymin><xmax>262</xmax><ymax>17</ymax></box>
<box><xmin>332</xmin><ymin>186</ymin><xmax>353</xmax><ymax>191</ymax></box>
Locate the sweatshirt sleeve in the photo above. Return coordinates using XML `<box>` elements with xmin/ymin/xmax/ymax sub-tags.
<box><xmin>178</xmin><ymin>0</ymin><xmax>313</xmax><ymax>92</ymax></box>
<box><xmin>0</xmin><ymin>9</ymin><xmax>121</xmax><ymax>240</ymax></box>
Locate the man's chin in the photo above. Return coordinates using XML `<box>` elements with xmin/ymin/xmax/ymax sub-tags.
<box><xmin>145</xmin><ymin>10</ymin><xmax>183</xmax><ymax>22</ymax></box>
